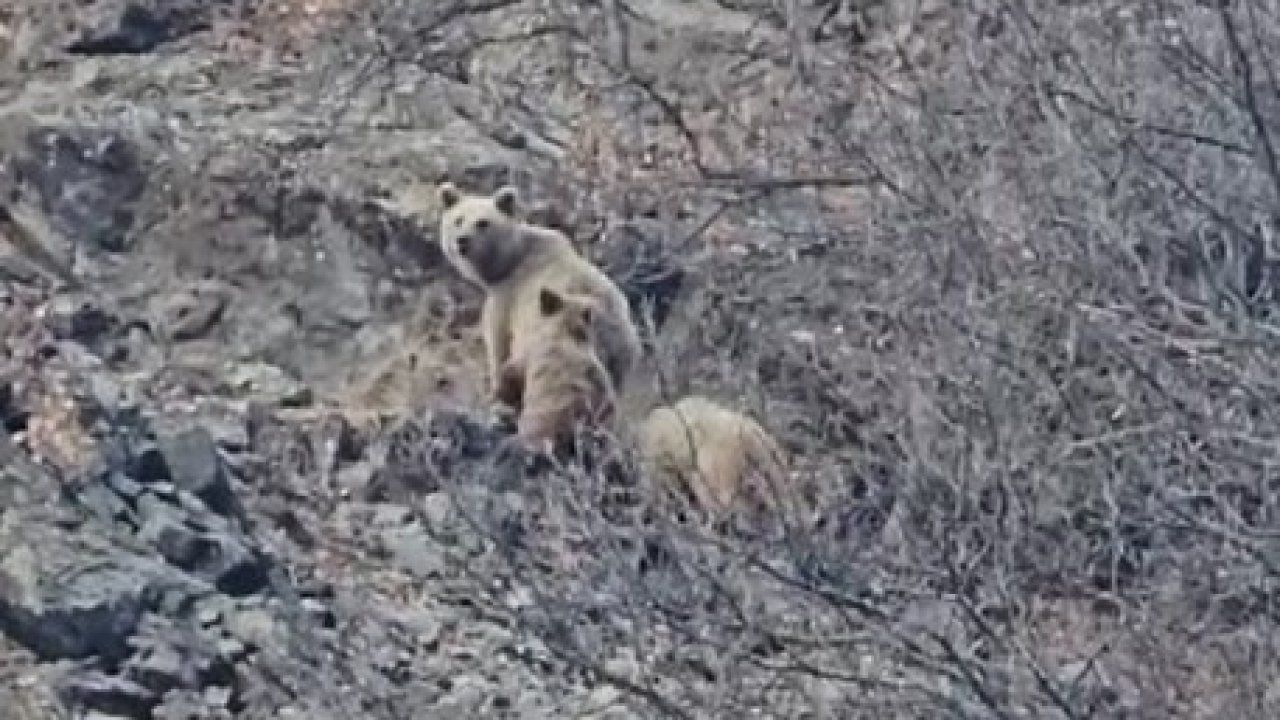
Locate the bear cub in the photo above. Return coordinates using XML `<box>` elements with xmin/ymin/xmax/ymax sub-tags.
<box><xmin>638</xmin><ymin>395</ymin><xmax>790</xmax><ymax>517</ymax></box>
<box><xmin>495</xmin><ymin>286</ymin><xmax>617</xmax><ymax>453</ymax></box>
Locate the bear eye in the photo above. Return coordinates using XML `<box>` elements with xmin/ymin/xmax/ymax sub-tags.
<box><xmin>475</xmin><ymin>219</ymin><xmax>491</xmax><ymax>231</ymax></box>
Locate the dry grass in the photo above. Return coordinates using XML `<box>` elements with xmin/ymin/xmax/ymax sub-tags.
<box><xmin>345</xmin><ymin>1</ymin><xmax>1280</xmax><ymax>716</ymax></box>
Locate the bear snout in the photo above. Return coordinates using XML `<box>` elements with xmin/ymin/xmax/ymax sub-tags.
<box><xmin>455</xmin><ymin>236</ymin><xmax>473</xmax><ymax>255</ymax></box>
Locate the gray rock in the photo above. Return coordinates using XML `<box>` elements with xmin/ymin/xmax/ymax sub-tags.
<box><xmin>222</xmin><ymin>361</ymin><xmax>313</xmax><ymax>408</ymax></box>
<box><xmin>603</xmin><ymin>656</ymin><xmax>642</xmax><ymax>684</ymax></box>
<box><xmin>159</xmin><ymin>283</ymin><xmax>230</xmax><ymax>342</ymax></box>
<box><xmin>224</xmin><ymin>608</ymin><xmax>280</xmax><ymax>650</ymax></box>
<box><xmin>379</xmin><ymin>606</ymin><xmax>443</xmax><ymax>648</ymax></box>
<box><xmin>124</xmin><ymin>641</ymin><xmax>189</xmax><ymax>692</ymax></box>
<box><xmin>76</xmin><ymin>477</ymin><xmax>134</xmax><ymax>526</ymax></box>
<box><xmin>277</xmin><ymin>704</ymin><xmax>343</xmax><ymax>720</ymax></box>
<box><xmin>17</xmin><ymin>126</ymin><xmax>146</xmax><ymax>253</ymax></box>
<box><xmin>202</xmin><ymin>684</ymin><xmax>234</xmax><ymax>710</ymax></box>
<box><xmin>43</xmin><ymin>295</ymin><xmax>118</xmax><ymax>345</ymax></box>
<box><xmin>147</xmin><ymin>481</ymin><xmax>179</xmax><ymax>501</ymax></box>
<box><xmin>119</xmin><ymin>322</ymin><xmax>165</xmax><ymax>374</ymax></box>
<box><xmin>152</xmin><ymin>687</ymin><xmax>238</xmax><ymax>720</ymax></box>
<box><xmin>106</xmin><ymin>471</ymin><xmax>144</xmax><ymax>501</ymax></box>
<box><xmin>134</xmin><ymin>502</ymin><xmax>269</xmax><ymax>597</ymax></box>
<box><xmin>422</xmin><ymin>492</ymin><xmax>453</xmax><ymax>528</ymax></box>
<box><xmin>128</xmin><ymin>440</ymin><xmax>171</xmax><ymax>485</ymax></box>
<box><xmin>82</xmin><ymin>712</ymin><xmax>138</xmax><ymax>720</ymax></box>
<box><xmin>216</xmin><ymin>637</ymin><xmax>247</xmax><ymax>662</ymax></box>
<box><xmin>0</xmin><ymin>511</ymin><xmax>196</xmax><ymax>663</ymax></box>
<box><xmin>439</xmin><ymin>673</ymin><xmax>490</xmax><ymax>713</ymax></box>
<box><xmin>175</xmin><ymin>487</ymin><xmax>218</xmax><ymax>517</ymax></box>
<box><xmin>381</xmin><ymin>523</ymin><xmax>445</xmax><ymax>578</ymax></box>
<box><xmin>65</xmin><ymin>2</ymin><xmax>211</xmax><ymax>56</ymax></box>
<box><xmin>197</xmin><ymin>606</ymin><xmax>222</xmax><ymax>627</ymax></box>
<box><xmin>87</xmin><ymin>371</ymin><xmax>129</xmax><ymax>417</ymax></box>
<box><xmin>157</xmin><ymin>427</ymin><xmax>237</xmax><ymax>517</ymax></box>
<box><xmin>202</xmin><ymin>416</ymin><xmax>250</xmax><ymax>453</ymax></box>
<box><xmin>0</xmin><ymin>436</ymin><xmax>59</xmax><ymax>506</ymax></box>
<box><xmin>121</xmin><ymin>616</ymin><xmax>237</xmax><ymax>699</ymax></box>
<box><xmin>58</xmin><ymin>671</ymin><xmax>159</xmax><ymax>717</ymax></box>
<box><xmin>370</xmin><ymin>502</ymin><xmax>414</xmax><ymax>527</ymax></box>
<box><xmin>337</xmin><ymin>461</ymin><xmax>376</xmax><ymax>496</ymax></box>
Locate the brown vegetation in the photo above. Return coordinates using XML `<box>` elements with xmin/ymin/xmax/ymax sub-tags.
<box><xmin>374</xmin><ymin>1</ymin><xmax>1280</xmax><ymax>716</ymax></box>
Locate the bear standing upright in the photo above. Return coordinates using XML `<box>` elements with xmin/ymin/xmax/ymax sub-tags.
<box><xmin>435</xmin><ymin>183</ymin><xmax>642</xmax><ymax>404</ymax></box>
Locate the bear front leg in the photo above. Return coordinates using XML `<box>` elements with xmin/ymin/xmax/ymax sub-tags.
<box><xmin>481</xmin><ymin>296</ymin><xmax>512</xmax><ymax>397</ymax></box>
<box><xmin>494</xmin><ymin>356</ymin><xmax>526</xmax><ymax>411</ymax></box>
<box><xmin>516</xmin><ymin>408</ymin><xmax>564</xmax><ymax>455</ymax></box>
<box><xmin>602</xmin><ymin>348</ymin><xmax>629</xmax><ymax>394</ymax></box>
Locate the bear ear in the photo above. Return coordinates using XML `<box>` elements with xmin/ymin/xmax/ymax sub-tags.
<box><xmin>539</xmin><ymin>287</ymin><xmax>564</xmax><ymax>316</ymax></box>
<box><xmin>493</xmin><ymin>185</ymin><xmax>518</xmax><ymax>216</ymax></box>
<box><xmin>438</xmin><ymin>182</ymin><xmax>461</xmax><ymax>209</ymax></box>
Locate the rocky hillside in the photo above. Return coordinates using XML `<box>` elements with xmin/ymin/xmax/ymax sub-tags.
<box><xmin>3</xmin><ymin>1</ymin><xmax>1280</xmax><ymax>718</ymax></box>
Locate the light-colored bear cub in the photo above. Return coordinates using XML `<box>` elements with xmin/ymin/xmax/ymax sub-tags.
<box><xmin>436</xmin><ymin>182</ymin><xmax>642</xmax><ymax>402</ymax></box>
<box><xmin>495</xmin><ymin>287</ymin><xmax>617</xmax><ymax>451</ymax></box>
<box><xmin>638</xmin><ymin>395</ymin><xmax>790</xmax><ymax>516</ymax></box>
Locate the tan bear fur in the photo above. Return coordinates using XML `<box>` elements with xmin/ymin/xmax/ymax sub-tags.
<box><xmin>637</xmin><ymin>395</ymin><xmax>789</xmax><ymax>515</ymax></box>
<box><xmin>435</xmin><ymin>182</ymin><xmax>642</xmax><ymax>403</ymax></box>
<box><xmin>495</xmin><ymin>287</ymin><xmax>617</xmax><ymax>451</ymax></box>
<box><xmin>341</xmin><ymin>333</ymin><xmax>487</xmax><ymax>413</ymax></box>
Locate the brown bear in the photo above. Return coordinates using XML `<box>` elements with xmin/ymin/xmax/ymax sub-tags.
<box><xmin>435</xmin><ymin>182</ymin><xmax>642</xmax><ymax>405</ymax></box>
<box><xmin>494</xmin><ymin>286</ymin><xmax>617</xmax><ymax>452</ymax></box>
<box><xmin>637</xmin><ymin>395</ymin><xmax>790</xmax><ymax>517</ymax></box>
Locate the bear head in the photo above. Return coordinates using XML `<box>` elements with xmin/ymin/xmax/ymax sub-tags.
<box><xmin>437</xmin><ymin>182</ymin><xmax>525</xmax><ymax>286</ymax></box>
<box><xmin>538</xmin><ymin>286</ymin><xmax>599</xmax><ymax>344</ymax></box>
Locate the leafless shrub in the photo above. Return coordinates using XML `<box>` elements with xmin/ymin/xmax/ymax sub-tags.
<box><xmin>320</xmin><ymin>0</ymin><xmax>1280</xmax><ymax>716</ymax></box>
